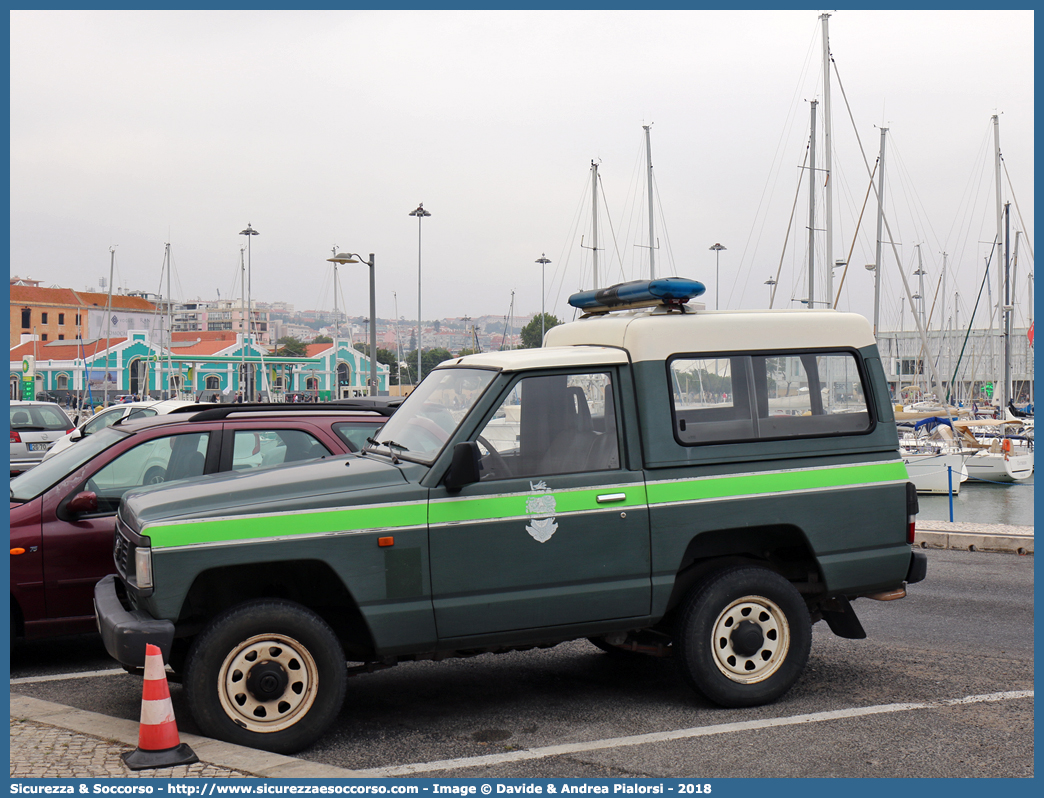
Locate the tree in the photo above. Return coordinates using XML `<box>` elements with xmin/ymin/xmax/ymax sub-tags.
<box><xmin>274</xmin><ymin>336</ymin><xmax>307</xmax><ymax>358</ymax></box>
<box><xmin>402</xmin><ymin>347</ymin><xmax>455</xmax><ymax>382</ymax></box>
<box><xmin>313</xmin><ymin>335</ymin><xmax>332</xmax><ymax>344</ymax></box>
<box><xmin>422</xmin><ymin>348</ymin><xmax>454</xmax><ymax>377</ymax></box>
<box><xmin>520</xmin><ymin>313</ymin><xmax>562</xmax><ymax>348</ymax></box>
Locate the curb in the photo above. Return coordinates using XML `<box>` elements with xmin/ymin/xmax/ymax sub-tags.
<box><xmin>914</xmin><ymin>521</ymin><xmax>1033</xmax><ymax>555</ymax></box>
<box><xmin>10</xmin><ymin>695</ymin><xmax>369</xmax><ymax>779</ymax></box>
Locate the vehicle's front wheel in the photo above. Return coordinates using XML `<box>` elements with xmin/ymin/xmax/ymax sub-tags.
<box><xmin>675</xmin><ymin>566</ymin><xmax>811</xmax><ymax>708</ymax></box>
<box><xmin>183</xmin><ymin>599</ymin><xmax>347</xmax><ymax>754</ymax></box>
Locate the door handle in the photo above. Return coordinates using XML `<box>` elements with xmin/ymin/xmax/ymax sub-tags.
<box><xmin>596</xmin><ymin>493</ymin><xmax>627</xmax><ymax>504</ymax></box>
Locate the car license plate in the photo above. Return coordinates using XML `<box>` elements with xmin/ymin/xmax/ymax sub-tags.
<box><xmin>28</xmin><ymin>442</ymin><xmax>51</xmax><ymax>452</ymax></box>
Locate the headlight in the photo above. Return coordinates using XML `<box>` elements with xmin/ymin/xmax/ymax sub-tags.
<box><xmin>134</xmin><ymin>546</ymin><xmax>153</xmax><ymax>590</ymax></box>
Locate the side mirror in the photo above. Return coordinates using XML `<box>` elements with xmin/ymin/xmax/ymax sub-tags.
<box><xmin>67</xmin><ymin>491</ymin><xmax>98</xmax><ymax>515</ymax></box>
<box><xmin>70</xmin><ymin>429</ymin><xmax>84</xmax><ymax>442</ymax></box>
<box><xmin>443</xmin><ymin>442</ymin><xmax>481</xmax><ymax>492</ymax></box>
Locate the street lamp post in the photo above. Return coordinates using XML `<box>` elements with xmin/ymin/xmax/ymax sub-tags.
<box><xmin>409</xmin><ymin>204</ymin><xmax>431</xmax><ymax>385</ymax></box>
<box><xmin>709</xmin><ymin>243</ymin><xmax>726</xmax><ymax>310</ymax></box>
<box><xmin>764</xmin><ymin>276</ymin><xmax>777</xmax><ymax>308</ymax></box>
<box><xmin>329</xmin><ymin>252</ymin><xmax>378</xmax><ymax>397</ymax></box>
<box><xmin>535</xmin><ymin>254</ymin><xmax>551</xmax><ymax>343</ymax></box>
<box><xmin>239</xmin><ymin>223</ymin><xmax>259</xmax><ymax>400</ymax></box>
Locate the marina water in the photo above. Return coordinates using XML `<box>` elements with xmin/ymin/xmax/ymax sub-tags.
<box><xmin>917</xmin><ymin>473</ymin><xmax>1034</xmax><ymax>526</ymax></box>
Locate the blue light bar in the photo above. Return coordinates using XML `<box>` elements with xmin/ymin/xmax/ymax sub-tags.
<box><xmin>568</xmin><ymin>278</ymin><xmax>706</xmax><ymax>310</ymax></box>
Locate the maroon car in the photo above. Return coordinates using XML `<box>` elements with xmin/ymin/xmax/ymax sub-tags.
<box><xmin>9</xmin><ymin>403</ymin><xmax>391</xmax><ymax>641</ymax></box>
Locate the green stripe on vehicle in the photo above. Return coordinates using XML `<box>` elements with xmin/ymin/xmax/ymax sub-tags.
<box><xmin>646</xmin><ymin>461</ymin><xmax>908</xmax><ymax>506</ymax></box>
<box><xmin>429</xmin><ymin>484</ymin><xmax>649</xmax><ymax>526</ymax></box>
<box><xmin>144</xmin><ymin>462</ymin><xmax>906</xmax><ymax>550</ymax></box>
<box><xmin>145</xmin><ymin>502</ymin><xmax>428</xmax><ymax>550</ymax></box>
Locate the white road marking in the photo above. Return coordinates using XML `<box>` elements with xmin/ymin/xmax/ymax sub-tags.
<box><xmin>11</xmin><ymin>668</ymin><xmax>125</xmax><ymax>684</ymax></box>
<box><xmin>354</xmin><ymin>690</ymin><xmax>1034</xmax><ymax>777</ymax></box>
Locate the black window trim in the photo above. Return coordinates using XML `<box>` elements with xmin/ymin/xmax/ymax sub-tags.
<box><xmin>666</xmin><ymin>346</ymin><xmax>877</xmax><ymax>447</ymax></box>
<box><xmin>463</xmin><ymin>365</ymin><xmax>623</xmax><ymax>481</ymax></box>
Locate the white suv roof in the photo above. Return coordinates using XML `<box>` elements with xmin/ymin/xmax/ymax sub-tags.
<box><xmin>544</xmin><ymin>307</ymin><xmax>877</xmax><ymax>363</ymax></box>
<box><xmin>436</xmin><ymin>345</ymin><xmax>628</xmax><ymax>373</ymax></box>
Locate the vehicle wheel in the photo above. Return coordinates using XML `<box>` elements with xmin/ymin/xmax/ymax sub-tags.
<box><xmin>143</xmin><ymin>466</ymin><xmax>165</xmax><ymax>485</ymax></box>
<box><xmin>674</xmin><ymin>566</ymin><xmax>811</xmax><ymax>708</ymax></box>
<box><xmin>183</xmin><ymin>599</ymin><xmax>347</xmax><ymax>754</ymax></box>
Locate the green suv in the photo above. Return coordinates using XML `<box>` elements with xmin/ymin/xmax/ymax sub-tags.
<box><xmin>96</xmin><ymin>279</ymin><xmax>925</xmax><ymax>754</ymax></box>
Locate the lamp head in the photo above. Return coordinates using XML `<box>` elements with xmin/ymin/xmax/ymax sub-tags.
<box><xmin>328</xmin><ymin>252</ymin><xmax>360</xmax><ymax>264</ymax></box>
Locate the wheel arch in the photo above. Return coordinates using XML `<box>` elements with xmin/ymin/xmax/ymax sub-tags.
<box><xmin>175</xmin><ymin>559</ymin><xmax>377</xmax><ymax>660</ymax></box>
<box><xmin>10</xmin><ymin>594</ymin><xmax>25</xmax><ymax>641</ymax></box>
<box><xmin>662</xmin><ymin>524</ymin><xmax>825</xmax><ymax>619</ymax></box>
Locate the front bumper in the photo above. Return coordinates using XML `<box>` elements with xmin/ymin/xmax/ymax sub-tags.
<box><xmin>94</xmin><ymin>574</ymin><xmax>175</xmax><ymax>667</ymax></box>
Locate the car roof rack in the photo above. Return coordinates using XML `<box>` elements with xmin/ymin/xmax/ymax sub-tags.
<box><xmin>164</xmin><ymin>402</ymin><xmax>397</xmax><ymax>421</ymax></box>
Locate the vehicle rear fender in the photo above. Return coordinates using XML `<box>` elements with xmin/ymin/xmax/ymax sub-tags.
<box><xmin>661</xmin><ymin>524</ymin><xmax>823</xmax><ymax>619</ymax></box>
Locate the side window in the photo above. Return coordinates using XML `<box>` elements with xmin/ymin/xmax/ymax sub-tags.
<box><xmin>670</xmin><ymin>357</ymin><xmax>753</xmax><ymax>443</ymax></box>
<box><xmin>475</xmin><ymin>372</ymin><xmax>618</xmax><ymax>480</ymax></box>
<box><xmin>86</xmin><ymin>432</ymin><xmax>210</xmax><ymax>513</ymax></box>
<box><xmin>231</xmin><ymin>429</ymin><xmax>330</xmax><ymax>471</ymax></box>
<box><xmin>333</xmin><ymin>422</ymin><xmax>383</xmax><ymax>452</ymax></box>
<box><xmin>670</xmin><ymin>351</ymin><xmax>872</xmax><ymax>445</ymax></box>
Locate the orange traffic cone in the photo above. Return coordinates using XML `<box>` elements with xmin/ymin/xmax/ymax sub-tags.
<box><xmin>121</xmin><ymin>643</ymin><xmax>199</xmax><ymax>771</ymax></box>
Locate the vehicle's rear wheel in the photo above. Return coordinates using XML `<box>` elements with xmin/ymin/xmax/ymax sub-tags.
<box><xmin>143</xmin><ymin>466</ymin><xmax>165</xmax><ymax>485</ymax></box>
<box><xmin>183</xmin><ymin>599</ymin><xmax>347</xmax><ymax>754</ymax></box>
<box><xmin>675</xmin><ymin>566</ymin><xmax>810</xmax><ymax>707</ymax></box>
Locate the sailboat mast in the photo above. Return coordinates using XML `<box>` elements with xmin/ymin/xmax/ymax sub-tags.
<box><xmin>590</xmin><ymin>161</ymin><xmax>600</xmax><ymax>289</ymax></box>
<box><xmin>808</xmin><ymin>100</ymin><xmax>817</xmax><ymax>308</ymax></box>
<box><xmin>104</xmin><ymin>246</ymin><xmax>115</xmax><ymax>407</ymax></box>
<box><xmin>165</xmin><ymin>242</ymin><xmax>173</xmax><ymax>398</ymax></box>
<box><xmin>993</xmin><ymin>115</ymin><xmax>1003</xmax><ymax>324</ymax></box>
<box><xmin>644</xmin><ymin>124</ymin><xmax>656</xmax><ymax>280</ymax></box>
<box><xmin>1003</xmin><ymin>202</ymin><xmax>1011</xmax><ymax>409</ymax></box>
<box><xmin>873</xmin><ymin>127</ymin><xmax>888</xmax><ymax>335</ymax></box>
<box><xmin>821</xmin><ymin>13</ymin><xmax>834</xmax><ymax>307</ymax></box>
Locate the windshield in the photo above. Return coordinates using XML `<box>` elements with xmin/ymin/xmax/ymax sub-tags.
<box><xmin>10</xmin><ymin>426</ymin><xmax>130</xmax><ymax>502</ymax></box>
<box><xmin>366</xmin><ymin>367</ymin><xmax>496</xmax><ymax>463</ymax></box>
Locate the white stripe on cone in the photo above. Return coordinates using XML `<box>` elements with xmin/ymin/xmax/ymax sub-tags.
<box><xmin>140</xmin><ymin>698</ymin><xmax>177</xmax><ymax>727</ymax></box>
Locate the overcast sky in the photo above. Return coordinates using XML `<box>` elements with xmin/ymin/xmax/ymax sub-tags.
<box><xmin>10</xmin><ymin>9</ymin><xmax>1035</xmax><ymax>334</ymax></box>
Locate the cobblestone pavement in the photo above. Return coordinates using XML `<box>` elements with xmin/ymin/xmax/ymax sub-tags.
<box><xmin>10</xmin><ymin>719</ymin><xmax>254</xmax><ymax>779</ymax></box>
<box><xmin>10</xmin><ymin>695</ymin><xmax>364</xmax><ymax>779</ymax></box>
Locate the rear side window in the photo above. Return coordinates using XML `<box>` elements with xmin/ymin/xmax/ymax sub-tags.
<box><xmin>231</xmin><ymin>429</ymin><xmax>331</xmax><ymax>471</ymax></box>
<box><xmin>670</xmin><ymin>350</ymin><xmax>872</xmax><ymax>445</ymax></box>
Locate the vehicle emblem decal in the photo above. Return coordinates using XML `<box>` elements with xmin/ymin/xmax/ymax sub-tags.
<box><xmin>525</xmin><ymin>481</ymin><xmax>558</xmax><ymax>543</ymax></box>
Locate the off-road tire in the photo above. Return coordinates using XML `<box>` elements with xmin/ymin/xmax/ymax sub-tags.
<box><xmin>183</xmin><ymin>599</ymin><xmax>347</xmax><ymax>754</ymax></box>
<box><xmin>675</xmin><ymin>566</ymin><xmax>811</xmax><ymax>707</ymax></box>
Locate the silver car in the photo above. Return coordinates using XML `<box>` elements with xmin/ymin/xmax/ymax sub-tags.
<box><xmin>42</xmin><ymin>399</ymin><xmax>197</xmax><ymax>462</ymax></box>
<box><xmin>10</xmin><ymin>401</ymin><xmax>75</xmax><ymax>475</ymax></box>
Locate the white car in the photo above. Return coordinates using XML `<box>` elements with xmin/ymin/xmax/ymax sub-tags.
<box><xmin>42</xmin><ymin>399</ymin><xmax>198</xmax><ymax>462</ymax></box>
<box><xmin>10</xmin><ymin>401</ymin><xmax>75</xmax><ymax>475</ymax></box>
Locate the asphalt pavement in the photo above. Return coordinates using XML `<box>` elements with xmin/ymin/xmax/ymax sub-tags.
<box><xmin>9</xmin><ymin>521</ymin><xmax>1032</xmax><ymax>780</ymax></box>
